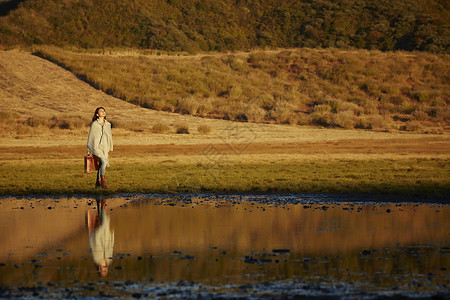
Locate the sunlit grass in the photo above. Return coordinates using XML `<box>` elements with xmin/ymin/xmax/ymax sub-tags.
<box><xmin>1</xmin><ymin>158</ymin><xmax>448</xmax><ymax>197</ymax></box>
<box><xmin>32</xmin><ymin>46</ymin><xmax>450</xmax><ymax>133</ymax></box>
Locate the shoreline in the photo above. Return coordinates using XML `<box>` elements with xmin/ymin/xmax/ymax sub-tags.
<box><xmin>1</xmin><ymin>192</ymin><xmax>448</xmax><ymax>205</ymax></box>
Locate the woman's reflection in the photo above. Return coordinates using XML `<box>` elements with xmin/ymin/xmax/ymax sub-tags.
<box><xmin>86</xmin><ymin>197</ymin><xmax>114</xmax><ymax>277</ymax></box>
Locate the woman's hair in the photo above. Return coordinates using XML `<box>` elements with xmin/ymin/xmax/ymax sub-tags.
<box><xmin>92</xmin><ymin>107</ymin><xmax>106</xmax><ymax>123</ymax></box>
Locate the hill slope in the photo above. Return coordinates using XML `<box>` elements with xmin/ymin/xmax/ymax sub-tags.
<box><xmin>32</xmin><ymin>46</ymin><xmax>450</xmax><ymax>133</ymax></box>
<box><xmin>0</xmin><ymin>50</ymin><xmax>234</xmax><ymax>139</ymax></box>
<box><xmin>0</xmin><ymin>0</ymin><xmax>449</xmax><ymax>53</ymax></box>
<box><xmin>3</xmin><ymin>50</ymin><xmax>374</xmax><ymax>147</ymax></box>
<box><xmin>2</xmin><ymin>50</ymin><xmax>446</xmax><ymax>149</ymax></box>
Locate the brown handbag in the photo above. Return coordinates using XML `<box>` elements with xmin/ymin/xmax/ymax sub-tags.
<box><xmin>84</xmin><ymin>155</ymin><xmax>94</xmax><ymax>173</ymax></box>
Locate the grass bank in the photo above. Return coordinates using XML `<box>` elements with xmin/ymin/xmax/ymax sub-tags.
<box><xmin>1</xmin><ymin>158</ymin><xmax>448</xmax><ymax>197</ymax></box>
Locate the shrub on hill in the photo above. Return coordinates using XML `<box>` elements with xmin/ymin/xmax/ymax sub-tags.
<box><xmin>33</xmin><ymin>47</ymin><xmax>450</xmax><ymax>133</ymax></box>
<box><xmin>0</xmin><ymin>0</ymin><xmax>449</xmax><ymax>53</ymax></box>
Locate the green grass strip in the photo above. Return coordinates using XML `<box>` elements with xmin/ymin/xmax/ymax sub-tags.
<box><xmin>0</xmin><ymin>159</ymin><xmax>448</xmax><ymax>196</ymax></box>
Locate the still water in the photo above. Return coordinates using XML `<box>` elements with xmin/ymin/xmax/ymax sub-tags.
<box><xmin>0</xmin><ymin>195</ymin><xmax>449</xmax><ymax>298</ymax></box>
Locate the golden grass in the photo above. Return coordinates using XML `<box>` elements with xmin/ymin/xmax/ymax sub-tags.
<box><xmin>197</xmin><ymin>124</ymin><xmax>211</xmax><ymax>135</ymax></box>
<box><xmin>32</xmin><ymin>46</ymin><xmax>450</xmax><ymax>133</ymax></box>
<box><xmin>0</xmin><ymin>113</ymin><xmax>91</xmax><ymax>136</ymax></box>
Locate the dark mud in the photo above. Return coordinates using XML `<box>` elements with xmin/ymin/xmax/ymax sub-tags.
<box><xmin>0</xmin><ymin>194</ymin><xmax>449</xmax><ymax>299</ymax></box>
<box><xmin>2</xmin><ymin>280</ymin><xmax>449</xmax><ymax>299</ymax></box>
<box><xmin>2</xmin><ymin>191</ymin><xmax>449</xmax><ymax>204</ymax></box>
<box><xmin>144</xmin><ymin>192</ymin><xmax>450</xmax><ymax>204</ymax></box>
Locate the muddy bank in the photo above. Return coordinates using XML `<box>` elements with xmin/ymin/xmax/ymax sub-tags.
<box><xmin>1</xmin><ymin>192</ymin><xmax>448</xmax><ymax>204</ymax></box>
<box><xmin>146</xmin><ymin>192</ymin><xmax>450</xmax><ymax>204</ymax></box>
<box><xmin>1</xmin><ymin>280</ymin><xmax>449</xmax><ymax>299</ymax></box>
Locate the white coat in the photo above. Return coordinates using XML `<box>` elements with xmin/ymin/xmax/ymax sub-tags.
<box><xmin>87</xmin><ymin>119</ymin><xmax>113</xmax><ymax>167</ymax></box>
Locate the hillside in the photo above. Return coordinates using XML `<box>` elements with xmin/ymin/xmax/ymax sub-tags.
<box><xmin>0</xmin><ymin>50</ymin><xmax>235</xmax><ymax>141</ymax></box>
<box><xmin>2</xmin><ymin>49</ymin><xmax>448</xmax><ymax>145</ymax></box>
<box><xmin>32</xmin><ymin>46</ymin><xmax>450</xmax><ymax>133</ymax></box>
<box><xmin>0</xmin><ymin>0</ymin><xmax>449</xmax><ymax>53</ymax></box>
<box><xmin>2</xmin><ymin>50</ymin><xmax>396</xmax><ymax>146</ymax></box>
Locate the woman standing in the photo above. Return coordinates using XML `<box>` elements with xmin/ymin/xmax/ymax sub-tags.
<box><xmin>87</xmin><ymin>107</ymin><xmax>113</xmax><ymax>189</ymax></box>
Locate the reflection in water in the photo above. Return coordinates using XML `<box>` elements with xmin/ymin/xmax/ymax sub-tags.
<box><xmin>108</xmin><ymin>198</ymin><xmax>450</xmax><ymax>290</ymax></box>
<box><xmin>86</xmin><ymin>197</ymin><xmax>114</xmax><ymax>277</ymax></box>
<box><xmin>0</xmin><ymin>196</ymin><xmax>448</xmax><ymax>297</ymax></box>
<box><xmin>112</xmin><ymin>199</ymin><xmax>449</xmax><ymax>255</ymax></box>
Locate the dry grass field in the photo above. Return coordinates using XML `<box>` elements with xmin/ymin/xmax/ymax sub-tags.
<box><xmin>33</xmin><ymin>46</ymin><xmax>450</xmax><ymax>133</ymax></box>
<box><xmin>0</xmin><ymin>50</ymin><xmax>449</xmax><ymax>196</ymax></box>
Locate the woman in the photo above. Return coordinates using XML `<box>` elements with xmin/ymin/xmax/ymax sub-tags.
<box><xmin>87</xmin><ymin>107</ymin><xmax>113</xmax><ymax>189</ymax></box>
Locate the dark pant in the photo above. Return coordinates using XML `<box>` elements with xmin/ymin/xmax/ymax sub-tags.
<box><xmin>94</xmin><ymin>156</ymin><xmax>107</xmax><ymax>181</ymax></box>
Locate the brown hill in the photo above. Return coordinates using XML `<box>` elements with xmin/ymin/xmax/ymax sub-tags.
<box><xmin>33</xmin><ymin>47</ymin><xmax>450</xmax><ymax>134</ymax></box>
<box><xmin>0</xmin><ymin>50</ymin><xmax>448</xmax><ymax>150</ymax></box>
<box><xmin>0</xmin><ymin>50</ymin><xmax>206</xmax><ymax>127</ymax></box>
<box><xmin>0</xmin><ymin>50</ymin><xmax>246</xmax><ymax>145</ymax></box>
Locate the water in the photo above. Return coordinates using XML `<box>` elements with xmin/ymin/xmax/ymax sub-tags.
<box><xmin>0</xmin><ymin>195</ymin><xmax>449</xmax><ymax>298</ymax></box>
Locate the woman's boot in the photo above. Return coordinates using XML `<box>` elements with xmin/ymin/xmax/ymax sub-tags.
<box><xmin>101</xmin><ymin>175</ymin><xmax>108</xmax><ymax>189</ymax></box>
<box><xmin>95</xmin><ymin>177</ymin><xmax>101</xmax><ymax>188</ymax></box>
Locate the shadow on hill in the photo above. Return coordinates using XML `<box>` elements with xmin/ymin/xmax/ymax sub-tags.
<box><xmin>32</xmin><ymin>50</ymin><xmax>121</xmax><ymax>101</ymax></box>
<box><xmin>0</xmin><ymin>0</ymin><xmax>26</xmax><ymax>17</ymax></box>
<box><xmin>32</xmin><ymin>50</ymin><xmax>152</xmax><ymax>110</ymax></box>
